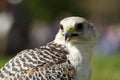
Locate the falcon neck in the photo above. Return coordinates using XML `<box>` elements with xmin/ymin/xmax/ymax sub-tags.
<box><xmin>66</xmin><ymin>42</ymin><xmax>92</xmax><ymax>80</ymax></box>
<box><xmin>54</xmin><ymin>38</ymin><xmax>92</xmax><ymax>60</ymax></box>
<box><xmin>66</xmin><ymin>42</ymin><xmax>92</xmax><ymax>60</ymax></box>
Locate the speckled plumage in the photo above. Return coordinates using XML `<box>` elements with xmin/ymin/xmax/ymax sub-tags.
<box><xmin>0</xmin><ymin>17</ymin><xmax>98</xmax><ymax>80</ymax></box>
<box><xmin>0</xmin><ymin>42</ymin><xmax>74</xmax><ymax>80</ymax></box>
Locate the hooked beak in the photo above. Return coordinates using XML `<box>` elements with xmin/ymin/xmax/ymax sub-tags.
<box><xmin>64</xmin><ymin>30</ymin><xmax>71</xmax><ymax>41</ymax></box>
<box><xmin>64</xmin><ymin>27</ymin><xmax>79</xmax><ymax>41</ymax></box>
<box><xmin>64</xmin><ymin>26</ymin><xmax>78</xmax><ymax>41</ymax></box>
<box><xmin>64</xmin><ymin>26</ymin><xmax>73</xmax><ymax>41</ymax></box>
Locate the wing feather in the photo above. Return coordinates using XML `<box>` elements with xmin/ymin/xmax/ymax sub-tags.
<box><xmin>10</xmin><ymin>61</ymin><xmax>75</xmax><ymax>80</ymax></box>
<box><xmin>0</xmin><ymin>42</ymin><xmax>75</xmax><ymax>80</ymax></box>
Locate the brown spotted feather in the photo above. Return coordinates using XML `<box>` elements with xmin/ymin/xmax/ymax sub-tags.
<box><xmin>0</xmin><ymin>42</ymin><xmax>75</xmax><ymax>80</ymax></box>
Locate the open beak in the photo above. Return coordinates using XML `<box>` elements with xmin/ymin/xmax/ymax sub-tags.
<box><xmin>64</xmin><ymin>27</ymin><xmax>79</xmax><ymax>41</ymax></box>
<box><xmin>64</xmin><ymin>30</ymin><xmax>71</xmax><ymax>41</ymax></box>
<box><xmin>64</xmin><ymin>26</ymin><xmax>79</xmax><ymax>41</ymax></box>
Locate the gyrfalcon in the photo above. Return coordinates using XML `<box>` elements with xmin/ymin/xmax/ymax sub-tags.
<box><xmin>0</xmin><ymin>17</ymin><xmax>98</xmax><ymax>80</ymax></box>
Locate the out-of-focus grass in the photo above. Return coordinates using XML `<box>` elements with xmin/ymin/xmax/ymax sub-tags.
<box><xmin>91</xmin><ymin>54</ymin><xmax>120</xmax><ymax>80</ymax></box>
<box><xmin>0</xmin><ymin>54</ymin><xmax>120</xmax><ymax>80</ymax></box>
<box><xmin>0</xmin><ymin>56</ymin><xmax>12</xmax><ymax>68</ymax></box>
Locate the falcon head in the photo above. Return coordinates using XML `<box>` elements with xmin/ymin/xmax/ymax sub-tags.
<box><xmin>54</xmin><ymin>17</ymin><xmax>98</xmax><ymax>46</ymax></box>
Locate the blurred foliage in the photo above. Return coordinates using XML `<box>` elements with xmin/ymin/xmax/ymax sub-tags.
<box><xmin>23</xmin><ymin>0</ymin><xmax>89</xmax><ymax>20</ymax></box>
<box><xmin>1</xmin><ymin>0</ymin><xmax>120</xmax><ymax>22</ymax></box>
<box><xmin>23</xmin><ymin>0</ymin><xmax>120</xmax><ymax>22</ymax></box>
<box><xmin>0</xmin><ymin>56</ymin><xmax>12</xmax><ymax>68</ymax></box>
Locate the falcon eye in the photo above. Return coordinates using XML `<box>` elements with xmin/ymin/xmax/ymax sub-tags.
<box><xmin>60</xmin><ymin>25</ymin><xmax>63</xmax><ymax>30</ymax></box>
<box><xmin>76</xmin><ymin>23</ymin><xmax>83</xmax><ymax>31</ymax></box>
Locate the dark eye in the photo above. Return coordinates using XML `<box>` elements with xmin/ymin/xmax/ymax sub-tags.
<box><xmin>76</xmin><ymin>23</ymin><xmax>83</xmax><ymax>31</ymax></box>
<box><xmin>60</xmin><ymin>25</ymin><xmax>63</xmax><ymax>30</ymax></box>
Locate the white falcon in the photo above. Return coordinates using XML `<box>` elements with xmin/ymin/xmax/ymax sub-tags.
<box><xmin>0</xmin><ymin>17</ymin><xmax>98</xmax><ymax>80</ymax></box>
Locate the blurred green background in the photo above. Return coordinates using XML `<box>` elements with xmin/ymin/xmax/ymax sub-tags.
<box><xmin>0</xmin><ymin>0</ymin><xmax>120</xmax><ymax>80</ymax></box>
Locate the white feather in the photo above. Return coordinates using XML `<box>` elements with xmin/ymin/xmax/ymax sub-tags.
<box><xmin>66</xmin><ymin>43</ymin><xmax>91</xmax><ymax>80</ymax></box>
